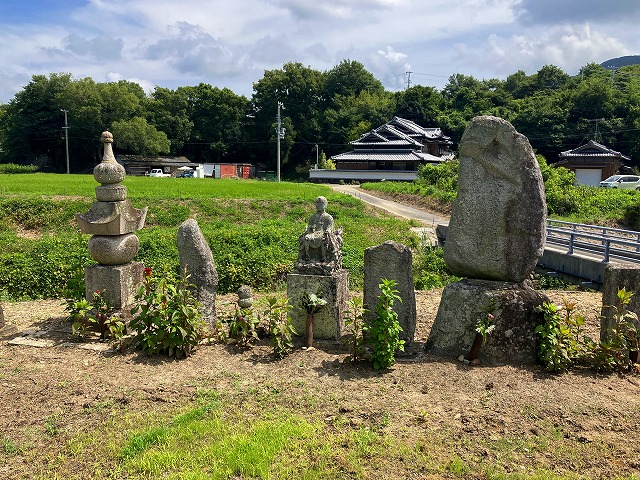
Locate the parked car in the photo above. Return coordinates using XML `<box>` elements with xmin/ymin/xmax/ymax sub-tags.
<box><xmin>149</xmin><ymin>168</ymin><xmax>170</xmax><ymax>177</ymax></box>
<box><xmin>178</xmin><ymin>170</ymin><xmax>194</xmax><ymax>178</ymax></box>
<box><xmin>599</xmin><ymin>175</ymin><xmax>640</xmax><ymax>190</ymax></box>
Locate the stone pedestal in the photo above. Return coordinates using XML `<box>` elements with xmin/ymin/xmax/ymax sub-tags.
<box><xmin>287</xmin><ymin>270</ymin><xmax>348</xmax><ymax>340</ymax></box>
<box><xmin>426</xmin><ymin>279</ymin><xmax>548</xmax><ymax>365</ymax></box>
<box><xmin>85</xmin><ymin>262</ymin><xmax>144</xmax><ymax>309</ymax></box>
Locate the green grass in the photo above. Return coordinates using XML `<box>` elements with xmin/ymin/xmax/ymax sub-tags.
<box><xmin>0</xmin><ymin>174</ymin><xmax>424</xmax><ymax>300</ymax></box>
<box><xmin>23</xmin><ymin>382</ymin><xmax>640</xmax><ymax>480</ymax></box>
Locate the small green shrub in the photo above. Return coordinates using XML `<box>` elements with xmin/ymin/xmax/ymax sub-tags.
<box><xmin>413</xmin><ymin>244</ymin><xmax>460</xmax><ymax>290</ymax></box>
<box><xmin>262</xmin><ymin>295</ymin><xmax>295</xmax><ymax>359</ymax></box>
<box><xmin>536</xmin><ymin>289</ymin><xmax>639</xmax><ymax>373</ymax></box>
<box><xmin>225</xmin><ymin>305</ymin><xmax>260</xmax><ymax>347</ymax></box>
<box><xmin>0</xmin><ymin>163</ymin><xmax>38</xmax><ymax>174</ymax></box>
<box><xmin>365</xmin><ymin>278</ymin><xmax>405</xmax><ymax>370</ymax></box>
<box><xmin>344</xmin><ymin>296</ymin><xmax>366</xmax><ymax>362</ymax></box>
<box><xmin>130</xmin><ymin>268</ymin><xmax>204</xmax><ymax>358</ymax></box>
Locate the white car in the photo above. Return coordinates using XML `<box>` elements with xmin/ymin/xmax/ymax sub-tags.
<box><xmin>149</xmin><ymin>168</ymin><xmax>170</xmax><ymax>177</ymax></box>
<box><xmin>599</xmin><ymin>175</ymin><xmax>640</xmax><ymax>190</ymax></box>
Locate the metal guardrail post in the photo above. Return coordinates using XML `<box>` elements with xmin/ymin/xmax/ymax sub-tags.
<box><xmin>604</xmin><ymin>240</ymin><xmax>611</xmax><ymax>262</ymax></box>
<box><xmin>568</xmin><ymin>233</ymin><xmax>574</xmax><ymax>255</ymax></box>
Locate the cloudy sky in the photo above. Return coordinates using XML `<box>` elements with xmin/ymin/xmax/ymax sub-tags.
<box><xmin>1</xmin><ymin>0</ymin><xmax>638</xmax><ymax>103</ymax></box>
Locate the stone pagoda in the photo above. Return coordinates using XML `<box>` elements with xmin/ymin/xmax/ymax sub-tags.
<box><xmin>76</xmin><ymin>131</ymin><xmax>147</xmax><ymax>308</ymax></box>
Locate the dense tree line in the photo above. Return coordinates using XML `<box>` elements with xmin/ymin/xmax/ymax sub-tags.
<box><xmin>2</xmin><ymin>61</ymin><xmax>640</xmax><ymax>174</ymax></box>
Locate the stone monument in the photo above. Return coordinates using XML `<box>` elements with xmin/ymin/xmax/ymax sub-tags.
<box><xmin>364</xmin><ymin>241</ymin><xmax>416</xmax><ymax>344</ymax></box>
<box><xmin>76</xmin><ymin>131</ymin><xmax>147</xmax><ymax>308</ymax></box>
<box><xmin>287</xmin><ymin>196</ymin><xmax>348</xmax><ymax>339</ymax></box>
<box><xmin>426</xmin><ymin>116</ymin><xmax>548</xmax><ymax>364</ymax></box>
<box><xmin>177</xmin><ymin>219</ymin><xmax>218</xmax><ymax>329</ymax></box>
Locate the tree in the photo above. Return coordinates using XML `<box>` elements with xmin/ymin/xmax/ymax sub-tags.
<box><xmin>251</xmin><ymin>62</ymin><xmax>325</xmax><ymax>173</ymax></box>
<box><xmin>111</xmin><ymin>117</ymin><xmax>170</xmax><ymax>156</ymax></box>
<box><xmin>394</xmin><ymin>85</ymin><xmax>445</xmax><ymax>126</ymax></box>
<box><xmin>324</xmin><ymin>60</ymin><xmax>384</xmax><ymax>105</ymax></box>
<box><xmin>145</xmin><ymin>87</ymin><xmax>193</xmax><ymax>154</ymax></box>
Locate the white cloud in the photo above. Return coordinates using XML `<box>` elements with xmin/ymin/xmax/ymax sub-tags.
<box><xmin>0</xmin><ymin>0</ymin><xmax>637</xmax><ymax>102</ymax></box>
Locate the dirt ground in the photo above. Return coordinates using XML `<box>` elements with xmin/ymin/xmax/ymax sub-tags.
<box><xmin>1</xmin><ymin>288</ymin><xmax>640</xmax><ymax>479</ymax></box>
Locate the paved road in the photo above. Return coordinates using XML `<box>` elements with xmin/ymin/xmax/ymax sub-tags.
<box><xmin>329</xmin><ymin>184</ymin><xmax>449</xmax><ymax>226</ymax></box>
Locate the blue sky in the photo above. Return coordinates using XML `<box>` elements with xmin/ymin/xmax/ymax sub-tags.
<box><xmin>0</xmin><ymin>0</ymin><xmax>638</xmax><ymax>103</ymax></box>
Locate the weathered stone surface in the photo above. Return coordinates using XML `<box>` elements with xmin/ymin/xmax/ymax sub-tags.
<box><xmin>96</xmin><ymin>184</ymin><xmax>127</xmax><ymax>202</ymax></box>
<box><xmin>295</xmin><ymin>196</ymin><xmax>343</xmax><ymax>275</ymax></box>
<box><xmin>444</xmin><ymin>115</ymin><xmax>546</xmax><ymax>282</ymax></box>
<box><xmin>93</xmin><ymin>131</ymin><xmax>125</xmax><ymax>185</ymax></box>
<box><xmin>76</xmin><ymin>200</ymin><xmax>148</xmax><ymax>236</ymax></box>
<box><xmin>178</xmin><ymin>219</ymin><xmax>218</xmax><ymax>327</ymax></box>
<box><xmin>600</xmin><ymin>263</ymin><xmax>640</xmax><ymax>341</ymax></box>
<box><xmin>237</xmin><ymin>285</ymin><xmax>253</xmax><ymax>309</ymax></box>
<box><xmin>426</xmin><ymin>279</ymin><xmax>548</xmax><ymax>365</ymax></box>
<box><xmin>287</xmin><ymin>270</ymin><xmax>348</xmax><ymax>340</ymax></box>
<box><xmin>364</xmin><ymin>241</ymin><xmax>416</xmax><ymax>343</ymax></box>
<box><xmin>85</xmin><ymin>261</ymin><xmax>144</xmax><ymax>309</ymax></box>
<box><xmin>88</xmin><ymin>233</ymin><xmax>140</xmax><ymax>265</ymax></box>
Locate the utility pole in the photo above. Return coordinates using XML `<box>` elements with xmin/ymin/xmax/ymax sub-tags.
<box><xmin>405</xmin><ymin>70</ymin><xmax>412</xmax><ymax>90</ymax></box>
<box><xmin>587</xmin><ymin>118</ymin><xmax>605</xmax><ymax>143</ymax></box>
<box><xmin>61</xmin><ymin>109</ymin><xmax>70</xmax><ymax>174</ymax></box>
<box><xmin>276</xmin><ymin>101</ymin><xmax>285</xmax><ymax>182</ymax></box>
<box><xmin>315</xmin><ymin>144</ymin><xmax>319</xmax><ymax>169</ymax></box>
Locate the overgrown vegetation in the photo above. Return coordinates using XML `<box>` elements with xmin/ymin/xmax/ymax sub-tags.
<box><xmin>366</xmin><ymin>278</ymin><xmax>405</xmax><ymax>370</ymax></box>
<box><xmin>0</xmin><ymin>176</ymin><xmax>425</xmax><ymax>300</ymax></box>
<box><xmin>130</xmin><ymin>268</ymin><xmax>205</xmax><ymax>358</ymax></box>
<box><xmin>536</xmin><ymin>288</ymin><xmax>640</xmax><ymax>373</ymax></box>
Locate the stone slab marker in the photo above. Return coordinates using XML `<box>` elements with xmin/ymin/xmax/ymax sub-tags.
<box><xmin>178</xmin><ymin>219</ymin><xmax>218</xmax><ymax>328</ymax></box>
<box><xmin>444</xmin><ymin>115</ymin><xmax>546</xmax><ymax>282</ymax></box>
<box><xmin>427</xmin><ymin>116</ymin><xmax>548</xmax><ymax>365</ymax></box>
<box><xmin>600</xmin><ymin>263</ymin><xmax>640</xmax><ymax>341</ymax></box>
<box><xmin>364</xmin><ymin>241</ymin><xmax>416</xmax><ymax>343</ymax></box>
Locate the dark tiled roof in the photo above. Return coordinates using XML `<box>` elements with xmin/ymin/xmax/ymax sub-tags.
<box><xmin>331</xmin><ymin>151</ymin><xmax>443</xmax><ymax>162</ymax></box>
<box><xmin>559</xmin><ymin>140</ymin><xmax>630</xmax><ymax>161</ymax></box>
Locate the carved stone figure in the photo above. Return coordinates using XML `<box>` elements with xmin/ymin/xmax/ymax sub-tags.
<box><xmin>295</xmin><ymin>196</ymin><xmax>343</xmax><ymax>275</ymax></box>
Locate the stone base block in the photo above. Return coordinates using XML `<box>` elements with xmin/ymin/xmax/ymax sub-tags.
<box><xmin>287</xmin><ymin>270</ymin><xmax>348</xmax><ymax>340</ymax></box>
<box><xmin>426</xmin><ymin>279</ymin><xmax>549</xmax><ymax>365</ymax></box>
<box><xmin>85</xmin><ymin>262</ymin><xmax>144</xmax><ymax>309</ymax></box>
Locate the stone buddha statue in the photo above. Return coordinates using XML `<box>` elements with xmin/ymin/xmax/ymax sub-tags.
<box><xmin>295</xmin><ymin>196</ymin><xmax>343</xmax><ymax>275</ymax></box>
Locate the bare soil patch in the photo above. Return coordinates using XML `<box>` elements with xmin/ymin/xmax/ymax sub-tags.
<box><xmin>1</xmin><ymin>289</ymin><xmax>640</xmax><ymax>478</ymax></box>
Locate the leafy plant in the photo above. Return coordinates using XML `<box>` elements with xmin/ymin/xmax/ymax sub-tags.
<box><xmin>598</xmin><ymin>287</ymin><xmax>640</xmax><ymax>371</ymax></box>
<box><xmin>300</xmin><ymin>292</ymin><xmax>327</xmax><ymax>315</ymax></box>
<box><xmin>130</xmin><ymin>267</ymin><xmax>204</xmax><ymax>358</ymax></box>
<box><xmin>226</xmin><ymin>305</ymin><xmax>260</xmax><ymax>347</ymax></box>
<box><xmin>66</xmin><ymin>289</ymin><xmax>126</xmax><ymax>344</ymax></box>
<box><xmin>475</xmin><ymin>300</ymin><xmax>496</xmax><ymax>344</ymax></box>
<box><xmin>535</xmin><ymin>301</ymin><xmax>583</xmax><ymax>372</ymax></box>
<box><xmin>365</xmin><ymin>278</ymin><xmax>405</xmax><ymax>370</ymax></box>
<box><xmin>344</xmin><ymin>296</ymin><xmax>366</xmax><ymax>362</ymax></box>
<box><xmin>262</xmin><ymin>295</ymin><xmax>295</xmax><ymax>359</ymax></box>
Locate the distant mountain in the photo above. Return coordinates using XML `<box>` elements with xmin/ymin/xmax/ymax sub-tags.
<box><xmin>601</xmin><ymin>55</ymin><xmax>640</xmax><ymax>70</ymax></box>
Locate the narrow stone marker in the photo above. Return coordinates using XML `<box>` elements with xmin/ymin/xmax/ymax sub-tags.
<box><xmin>177</xmin><ymin>219</ymin><xmax>218</xmax><ymax>329</ymax></box>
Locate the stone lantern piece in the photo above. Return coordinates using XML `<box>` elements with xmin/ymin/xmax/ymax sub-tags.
<box><xmin>76</xmin><ymin>131</ymin><xmax>147</xmax><ymax>308</ymax></box>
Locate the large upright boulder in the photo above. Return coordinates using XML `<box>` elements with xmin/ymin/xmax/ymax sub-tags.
<box><xmin>444</xmin><ymin>116</ymin><xmax>546</xmax><ymax>283</ymax></box>
<box><xmin>177</xmin><ymin>219</ymin><xmax>218</xmax><ymax>328</ymax></box>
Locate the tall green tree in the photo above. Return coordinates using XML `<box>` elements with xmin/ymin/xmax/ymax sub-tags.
<box><xmin>111</xmin><ymin>117</ymin><xmax>170</xmax><ymax>156</ymax></box>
